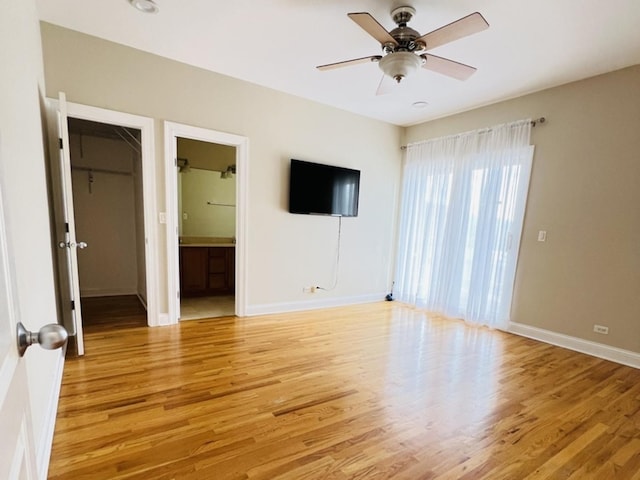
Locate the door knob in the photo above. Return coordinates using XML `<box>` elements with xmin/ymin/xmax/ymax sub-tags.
<box><xmin>58</xmin><ymin>241</ymin><xmax>88</xmax><ymax>249</ymax></box>
<box><xmin>16</xmin><ymin>322</ymin><xmax>68</xmax><ymax>357</ymax></box>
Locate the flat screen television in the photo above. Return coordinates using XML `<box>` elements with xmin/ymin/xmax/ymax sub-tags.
<box><xmin>289</xmin><ymin>159</ymin><xmax>360</xmax><ymax>217</ymax></box>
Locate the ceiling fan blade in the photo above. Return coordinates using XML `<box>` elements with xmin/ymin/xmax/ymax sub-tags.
<box><xmin>317</xmin><ymin>55</ymin><xmax>381</xmax><ymax>71</ymax></box>
<box><xmin>417</xmin><ymin>12</ymin><xmax>489</xmax><ymax>51</ymax></box>
<box><xmin>421</xmin><ymin>54</ymin><xmax>477</xmax><ymax>81</ymax></box>
<box><xmin>348</xmin><ymin>12</ymin><xmax>398</xmax><ymax>46</ymax></box>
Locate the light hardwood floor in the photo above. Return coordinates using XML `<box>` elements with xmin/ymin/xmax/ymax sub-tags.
<box><xmin>180</xmin><ymin>295</ymin><xmax>235</xmax><ymax>321</ymax></box>
<box><xmin>49</xmin><ymin>301</ymin><xmax>640</xmax><ymax>479</ymax></box>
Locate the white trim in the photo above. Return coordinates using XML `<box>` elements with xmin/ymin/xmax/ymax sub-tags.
<box><xmin>164</xmin><ymin>122</ymin><xmax>249</xmax><ymax>324</ymax></box>
<box><xmin>156</xmin><ymin>313</ymin><xmax>171</xmax><ymax>327</ymax></box>
<box><xmin>51</xmin><ymin>100</ymin><xmax>160</xmax><ymax>327</ymax></box>
<box><xmin>79</xmin><ymin>288</ymin><xmax>139</xmax><ymax>297</ymax></box>
<box><xmin>508</xmin><ymin>322</ymin><xmax>640</xmax><ymax>369</ymax></box>
<box><xmin>35</xmin><ymin>350</ymin><xmax>65</xmax><ymax>479</ymax></box>
<box><xmin>245</xmin><ymin>293</ymin><xmax>385</xmax><ymax>316</ymax></box>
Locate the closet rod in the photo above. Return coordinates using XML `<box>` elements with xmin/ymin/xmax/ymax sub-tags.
<box><xmin>71</xmin><ymin>166</ymin><xmax>133</xmax><ymax>177</ymax></box>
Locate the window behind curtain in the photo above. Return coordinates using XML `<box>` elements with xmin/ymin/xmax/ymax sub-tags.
<box><xmin>395</xmin><ymin>120</ymin><xmax>534</xmax><ymax>328</ymax></box>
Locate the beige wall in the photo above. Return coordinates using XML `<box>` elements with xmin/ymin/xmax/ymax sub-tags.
<box><xmin>41</xmin><ymin>23</ymin><xmax>402</xmax><ymax>310</ymax></box>
<box><xmin>0</xmin><ymin>0</ymin><xmax>62</xmax><ymax>473</ymax></box>
<box><xmin>405</xmin><ymin>65</ymin><xmax>640</xmax><ymax>353</ymax></box>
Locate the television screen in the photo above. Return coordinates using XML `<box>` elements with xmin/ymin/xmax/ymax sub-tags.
<box><xmin>289</xmin><ymin>159</ymin><xmax>360</xmax><ymax>217</ymax></box>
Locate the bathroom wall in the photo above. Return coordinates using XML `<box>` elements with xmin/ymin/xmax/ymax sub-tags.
<box><xmin>180</xmin><ymin>168</ymin><xmax>236</xmax><ymax>238</ymax></box>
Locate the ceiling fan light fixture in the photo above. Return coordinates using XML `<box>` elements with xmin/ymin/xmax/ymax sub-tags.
<box><xmin>378</xmin><ymin>52</ymin><xmax>421</xmax><ymax>83</ymax></box>
<box><xmin>127</xmin><ymin>0</ymin><xmax>159</xmax><ymax>14</ymax></box>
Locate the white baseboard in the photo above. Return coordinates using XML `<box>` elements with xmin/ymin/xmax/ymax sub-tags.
<box><xmin>245</xmin><ymin>293</ymin><xmax>386</xmax><ymax>316</ymax></box>
<box><xmin>37</xmin><ymin>349</ymin><xmax>65</xmax><ymax>479</ymax></box>
<box><xmin>80</xmin><ymin>288</ymin><xmax>137</xmax><ymax>298</ymax></box>
<box><xmin>508</xmin><ymin>322</ymin><xmax>640</xmax><ymax>369</ymax></box>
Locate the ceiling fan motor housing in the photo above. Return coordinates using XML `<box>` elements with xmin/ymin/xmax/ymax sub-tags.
<box><xmin>389</xmin><ymin>6</ymin><xmax>424</xmax><ymax>53</ymax></box>
<box><xmin>389</xmin><ymin>25</ymin><xmax>423</xmax><ymax>52</ymax></box>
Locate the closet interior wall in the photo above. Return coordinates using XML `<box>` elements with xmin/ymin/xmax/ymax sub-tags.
<box><xmin>68</xmin><ymin>123</ymin><xmax>146</xmax><ymax>303</ymax></box>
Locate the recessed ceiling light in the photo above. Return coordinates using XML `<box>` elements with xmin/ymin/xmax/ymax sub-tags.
<box><xmin>128</xmin><ymin>0</ymin><xmax>159</xmax><ymax>14</ymax></box>
<box><xmin>412</xmin><ymin>101</ymin><xmax>428</xmax><ymax>109</ymax></box>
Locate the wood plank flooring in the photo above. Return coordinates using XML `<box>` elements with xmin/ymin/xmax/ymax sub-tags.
<box><xmin>81</xmin><ymin>295</ymin><xmax>148</xmax><ymax>330</ymax></box>
<box><xmin>49</xmin><ymin>301</ymin><xmax>640</xmax><ymax>479</ymax></box>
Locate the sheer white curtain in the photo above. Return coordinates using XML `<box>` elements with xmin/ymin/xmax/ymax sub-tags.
<box><xmin>395</xmin><ymin>119</ymin><xmax>534</xmax><ymax>329</ymax></box>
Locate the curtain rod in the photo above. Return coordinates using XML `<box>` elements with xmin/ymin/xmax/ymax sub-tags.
<box><xmin>400</xmin><ymin>117</ymin><xmax>546</xmax><ymax>150</ymax></box>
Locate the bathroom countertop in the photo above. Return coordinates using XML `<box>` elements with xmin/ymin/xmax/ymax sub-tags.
<box><xmin>179</xmin><ymin>236</ymin><xmax>235</xmax><ymax>247</ymax></box>
<box><xmin>179</xmin><ymin>243</ymin><xmax>235</xmax><ymax>247</ymax></box>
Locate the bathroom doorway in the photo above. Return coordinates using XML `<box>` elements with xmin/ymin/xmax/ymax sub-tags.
<box><xmin>177</xmin><ymin>137</ymin><xmax>236</xmax><ymax>320</ymax></box>
<box><xmin>164</xmin><ymin>121</ymin><xmax>248</xmax><ymax>323</ymax></box>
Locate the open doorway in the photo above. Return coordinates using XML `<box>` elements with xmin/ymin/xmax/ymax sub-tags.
<box><xmin>47</xmin><ymin>97</ymin><xmax>160</xmax><ymax>355</ymax></box>
<box><xmin>164</xmin><ymin>121</ymin><xmax>248</xmax><ymax>323</ymax></box>
<box><xmin>177</xmin><ymin>138</ymin><xmax>236</xmax><ymax>320</ymax></box>
<box><xmin>67</xmin><ymin>118</ymin><xmax>148</xmax><ymax>331</ymax></box>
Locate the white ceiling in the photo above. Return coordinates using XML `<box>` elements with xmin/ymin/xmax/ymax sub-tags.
<box><xmin>36</xmin><ymin>0</ymin><xmax>640</xmax><ymax>127</ymax></box>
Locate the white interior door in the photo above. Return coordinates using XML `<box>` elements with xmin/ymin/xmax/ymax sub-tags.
<box><xmin>0</xmin><ymin>162</ymin><xmax>38</xmax><ymax>479</ymax></box>
<box><xmin>48</xmin><ymin>93</ymin><xmax>85</xmax><ymax>355</ymax></box>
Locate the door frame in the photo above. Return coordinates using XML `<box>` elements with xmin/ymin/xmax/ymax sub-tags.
<box><xmin>164</xmin><ymin>122</ymin><xmax>249</xmax><ymax>322</ymax></box>
<box><xmin>49</xmin><ymin>99</ymin><xmax>161</xmax><ymax>327</ymax></box>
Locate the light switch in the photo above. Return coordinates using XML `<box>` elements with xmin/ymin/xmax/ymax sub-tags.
<box><xmin>159</xmin><ymin>212</ymin><xmax>166</xmax><ymax>224</ymax></box>
<box><xmin>537</xmin><ymin>230</ymin><xmax>547</xmax><ymax>242</ymax></box>
<box><xmin>183</xmin><ymin>212</ymin><xmax>188</xmax><ymax>220</ymax></box>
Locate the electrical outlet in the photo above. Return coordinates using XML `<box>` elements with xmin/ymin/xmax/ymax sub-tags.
<box><xmin>593</xmin><ymin>324</ymin><xmax>609</xmax><ymax>335</ymax></box>
<box><xmin>302</xmin><ymin>286</ymin><xmax>317</xmax><ymax>293</ymax></box>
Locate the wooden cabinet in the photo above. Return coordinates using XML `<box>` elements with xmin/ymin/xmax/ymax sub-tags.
<box><xmin>208</xmin><ymin>249</ymin><xmax>227</xmax><ymax>290</ymax></box>
<box><xmin>180</xmin><ymin>247</ymin><xmax>208</xmax><ymax>295</ymax></box>
<box><xmin>180</xmin><ymin>247</ymin><xmax>235</xmax><ymax>297</ymax></box>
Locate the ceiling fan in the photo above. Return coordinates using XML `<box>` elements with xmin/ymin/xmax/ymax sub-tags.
<box><xmin>317</xmin><ymin>6</ymin><xmax>489</xmax><ymax>93</ymax></box>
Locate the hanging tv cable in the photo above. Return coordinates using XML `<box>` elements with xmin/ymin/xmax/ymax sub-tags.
<box><xmin>316</xmin><ymin>215</ymin><xmax>342</xmax><ymax>291</ymax></box>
